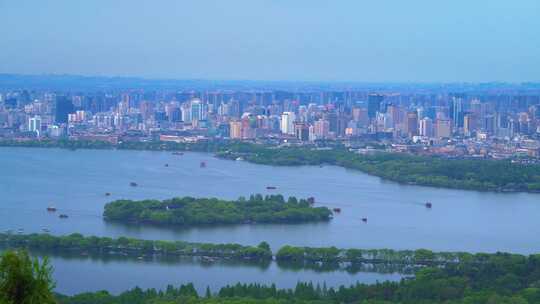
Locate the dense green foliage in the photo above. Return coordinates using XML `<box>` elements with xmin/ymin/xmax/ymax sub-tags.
<box><xmin>103</xmin><ymin>194</ymin><xmax>332</xmax><ymax>226</ymax></box>
<box><xmin>0</xmin><ymin>233</ymin><xmax>272</xmax><ymax>261</ymax></box>
<box><xmin>2</xmin><ymin>139</ymin><xmax>540</xmax><ymax>192</ymax></box>
<box><xmin>0</xmin><ymin>250</ymin><xmax>56</xmax><ymax>304</ymax></box>
<box><xmin>56</xmin><ymin>252</ymin><xmax>540</xmax><ymax>303</ymax></box>
<box><xmin>4</xmin><ymin>234</ymin><xmax>540</xmax><ymax>303</ymax></box>
<box><xmin>275</xmin><ymin>246</ymin><xmax>471</xmax><ymax>265</ymax></box>
<box><xmin>217</xmin><ymin>143</ymin><xmax>540</xmax><ymax>192</ymax></box>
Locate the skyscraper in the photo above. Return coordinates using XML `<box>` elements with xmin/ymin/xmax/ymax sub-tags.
<box><xmin>314</xmin><ymin>119</ymin><xmax>330</xmax><ymax>139</ymax></box>
<box><xmin>229</xmin><ymin>120</ymin><xmax>242</xmax><ymax>139</ymax></box>
<box><xmin>368</xmin><ymin>94</ymin><xmax>384</xmax><ymax>120</ymax></box>
<box><xmin>28</xmin><ymin>115</ymin><xmax>42</xmax><ymax>136</ymax></box>
<box><xmin>55</xmin><ymin>96</ymin><xmax>74</xmax><ymax>124</ymax></box>
<box><xmin>190</xmin><ymin>99</ymin><xmax>207</xmax><ymax>121</ymax></box>
<box><xmin>463</xmin><ymin>113</ymin><xmax>477</xmax><ymax>137</ymax></box>
<box><xmin>294</xmin><ymin>122</ymin><xmax>309</xmax><ymax>141</ymax></box>
<box><xmin>435</xmin><ymin>119</ymin><xmax>452</xmax><ymax>138</ymax></box>
<box><xmin>280</xmin><ymin>112</ymin><xmax>295</xmax><ymax>135</ymax></box>
<box><xmin>407</xmin><ymin>111</ymin><xmax>419</xmax><ymax>137</ymax></box>
<box><xmin>419</xmin><ymin>117</ymin><xmax>433</xmax><ymax>137</ymax></box>
<box><xmin>450</xmin><ymin>97</ymin><xmax>464</xmax><ymax>129</ymax></box>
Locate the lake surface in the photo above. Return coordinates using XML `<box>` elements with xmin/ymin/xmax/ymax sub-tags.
<box><xmin>0</xmin><ymin>246</ymin><xmax>403</xmax><ymax>295</ymax></box>
<box><xmin>44</xmin><ymin>255</ymin><xmax>404</xmax><ymax>295</ymax></box>
<box><xmin>1</xmin><ymin>147</ymin><xmax>540</xmax><ymax>293</ymax></box>
<box><xmin>1</xmin><ymin>147</ymin><xmax>539</xmax><ymax>254</ymax></box>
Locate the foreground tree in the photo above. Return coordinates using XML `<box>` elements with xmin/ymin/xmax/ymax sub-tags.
<box><xmin>0</xmin><ymin>250</ymin><xmax>56</xmax><ymax>304</ymax></box>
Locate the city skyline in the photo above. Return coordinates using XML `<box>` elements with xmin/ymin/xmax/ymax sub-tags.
<box><xmin>2</xmin><ymin>83</ymin><xmax>540</xmax><ymax>161</ymax></box>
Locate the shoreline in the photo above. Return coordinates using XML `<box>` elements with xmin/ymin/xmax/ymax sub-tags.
<box><xmin>1</xmin><ymin>140</ymin><xmax>539</xmax><ymax>194</ymax></box>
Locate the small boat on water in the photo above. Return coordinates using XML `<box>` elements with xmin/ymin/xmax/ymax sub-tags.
<box><xmin>172</xmin><ymin>152</ymin><xmax>184</xmax><ymax>156</ymax></box>
<box><xmin>425</xmin><ymin>202</ymin><xmax>432</xmax><ymax>208</ymax></box>
<box><xmin>42</xmin><ymin>228</ymin><xmax>50</xmax><ymax>233</ymax></box>
<box><xmin>47</xmin><ymin>206</ymin><xmax>57</xmax><ymax>212</ymax></box>
<box><xmin>361</xmin><ymin>218</ymin><xmax>368</xmax><ymax>223</ymax></box>
<box><xmin>200</xmin><ymin>161</ymin><xmax>206</xmax><ymax>168</ymax></box>
<box><xmin>59</xmin><ymin>214</ymin><xmax>69</xmax><ymax>219</ymax></box>
<box><xmin>201</xmin><ymin>256</ymin><xmax>217</xmax><ymax>263</ymax></box>
<box><xmin>164</xmin><ymin>163</ymin><xmax>169</xmax><ymax>167</ymax></box>
<box><xmin>333</xmin><ymin>208</ymin><xmax>341</xmax><ymax>213</ymax></box>
<box><xmin>266</xmin><ymin>186</ymin><xmax>277</xmax><ymax>190</ymax></box>
<box><xmin>17</xmin><ymin>228</ymin><xmax>24</xmax><ymax>233</ymax></box>
<box><xmin>105</xmin><ymin>192</ymin><xmax>111</xmax><ymax>196</ymax></box>
<box><xmin>130</xmin><ymin>182</ymin><xmax>138</xmax><ymax>187</ymax></box>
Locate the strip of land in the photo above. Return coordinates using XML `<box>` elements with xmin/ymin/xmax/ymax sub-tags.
<box><xmin>2</xmin><ymin>139</ymin><xmax>540</xmax><ymax>193</ymax></box>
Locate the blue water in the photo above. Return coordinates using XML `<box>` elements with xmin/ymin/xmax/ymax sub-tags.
<box><xmin>1</xmin><ymin>147</ymin><xmax>539</xmax><ymax>294</ymax></box>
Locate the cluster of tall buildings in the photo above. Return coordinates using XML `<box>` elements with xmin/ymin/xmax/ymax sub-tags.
<box><xmin>1</xmin><ymin>88</ymin><xmax>539</xmax><ymax>157</ymax></box>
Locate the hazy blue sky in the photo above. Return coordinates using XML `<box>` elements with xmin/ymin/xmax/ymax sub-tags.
<box><xmin>1</xmin><ymin>0</ymin><xmax>539</xmax><ymax>82</ymax></box>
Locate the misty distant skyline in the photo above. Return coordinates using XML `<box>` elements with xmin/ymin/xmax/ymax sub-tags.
<box><xmin>1</xmin><ymin>0</ymin><xmax>539</xmax><ymax>83</ymax></box>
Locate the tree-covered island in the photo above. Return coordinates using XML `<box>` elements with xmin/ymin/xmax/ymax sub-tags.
<box><xmin>103</xmin><ymin>194</ymin><xmax>333</xmax><ymax>226</ymax></box>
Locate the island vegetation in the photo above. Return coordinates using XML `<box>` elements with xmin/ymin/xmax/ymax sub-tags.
<box><xmin>0</xmin><ymin>232</ymin><xmax>529</xmax><ymax>270</ymax></box>
<box><xmin>275</xmin><ymin>245</ymin><xmax>472</xmax><ymax>265</ymax></box>
<box><xmin>0</xmin><ymin>233</ymin><xmax>272</xmax><ymax>261</ymax></box>
<box><xmin>2</xmin><ymin>139</ymin><xmax>540</xmax><ymax>193</ymax></box>
<box><xmin>103</xmin><ymin>194</ymin><xmax>332</xmax><ymax>226</ymax></box>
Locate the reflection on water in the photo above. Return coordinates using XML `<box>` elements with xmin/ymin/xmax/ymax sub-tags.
<box><xmin>5</xmin><ymin>249</ymin><xmax>405</xmax><ymax>295</ymax></box>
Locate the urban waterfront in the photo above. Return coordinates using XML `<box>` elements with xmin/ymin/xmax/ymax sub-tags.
<box><xmin>2</xmin><ymin>147</ymin><xmax>539</xmax><ymax>255</ymax></box>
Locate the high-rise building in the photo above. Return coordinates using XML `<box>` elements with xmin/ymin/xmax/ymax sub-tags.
<box><xmin>181</xmin><ymin>103</ymin><xmax>191</xmax><ymax>122</ymax></box>
<box><xmin>241</xmin><ymin>117</ymin><xmax>255</xmax><ymax>139</ymax></box>
<box><xmin>55</xmin><ymin>96</ymin><xmax>74</xmax><ymax>124</ymax></box>
<box><xmin>229</xmin><ymin>100</ymin><xmax>240</xmax><ymax>118</ymax></box>
<box><xmin>450</xmin><ymin>97</ymin><xmax>464</xmax><ymax>129</ymax></box>
<box><xmin>314</xmin><ymin>119</ymin><xmax>330</xmax><ymax>139</ymax></box>
<box><xmin>483</xmin><ymin>115</ymin><xmax>496</xmax><ymax>134</ymax></box>
<box><xmin>28</xmin><ymin>115</ymin><xmax>42</xmax><ymax>136</ymax></box>
<box><xmin>435</xmin><ymin>119</ymin><xmax>452</xmax><ymax>138</ymax></box>
<box><xmin>463</xmin><ymin>113</ymin><xmax>477</xmax><ymax>137</ymax></box>
<box><xmin>139</xmin><ymin>101</ymin><xmax>154</xmax><ymax>120</ymax></box>
<box><xmin>294</xmin><ymin>122</ymin><xmax>309</xmax><ymax>141</ymax></box>
<box><xmin>168</xmin><ymin>107</ymin><xmax>181</xmax><ymax>123</ymax></box>
<box><xmin>75</xmin><ymin>110</ymin><xmax>87</xmax><ymax>122</ymax></box>
<box><xmin>229</xmin><ymin>120</ymin><xmax>242</xmax><ymax>139</ymax></box>
<box><xmin>407</xmin><ymin>111</ymin><xmax>419</xmax><ymax>137</ymax></box>
<box><xmin>325</xmin><ymin>112</ymin><xmax>338</xmax><ymax>134</ymax></box>
<box><xmin>280</xmin><ymin>112</ymin><xmax>295</xmax><ymax>135</ymax></box>
<box><xmin>368</xmin><ymin>94</ymin><xmax>384</xmax><ymax>120</ymax></box>
<box><xmin>190</xmin><ymin>99</ymin><xmax>207</xmax><ymax>122</ymax></box>
<box><xmin>419</xmin><ymin>117</ymin><xmax>433</xmax><ymax>137</ymax></box>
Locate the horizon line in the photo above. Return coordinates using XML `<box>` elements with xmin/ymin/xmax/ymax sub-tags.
<box><xmin>1</xmin><ymin>72</ymin><xmax>539</xmax><ymax>86</ymax></box>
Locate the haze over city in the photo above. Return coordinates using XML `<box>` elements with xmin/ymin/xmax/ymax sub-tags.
<box><xmin>2</xmin><ymin>0</ymin><xmax>540</xmax><ymax>82</ymax></box>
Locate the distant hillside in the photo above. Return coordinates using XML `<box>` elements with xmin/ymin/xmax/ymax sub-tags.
<box><xmin>1</xmin><ymin>73</ymin><xmax>539</xmax><ymax>92</ymax></box>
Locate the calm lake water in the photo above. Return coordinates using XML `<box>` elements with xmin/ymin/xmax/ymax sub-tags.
<box><xmin>49</xmin><ymin>255</ymin><xmax>404</xmax><ymax>295</ymax></box>
<box><xmin>0</xmin><ymin>248</ymin><xmax>403</xmax><ymax>295</ymax></box>
<box><xmin>1</xmin><ymin>147</ymin><xmax>539</xmax><ymax>294</ymax></box>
